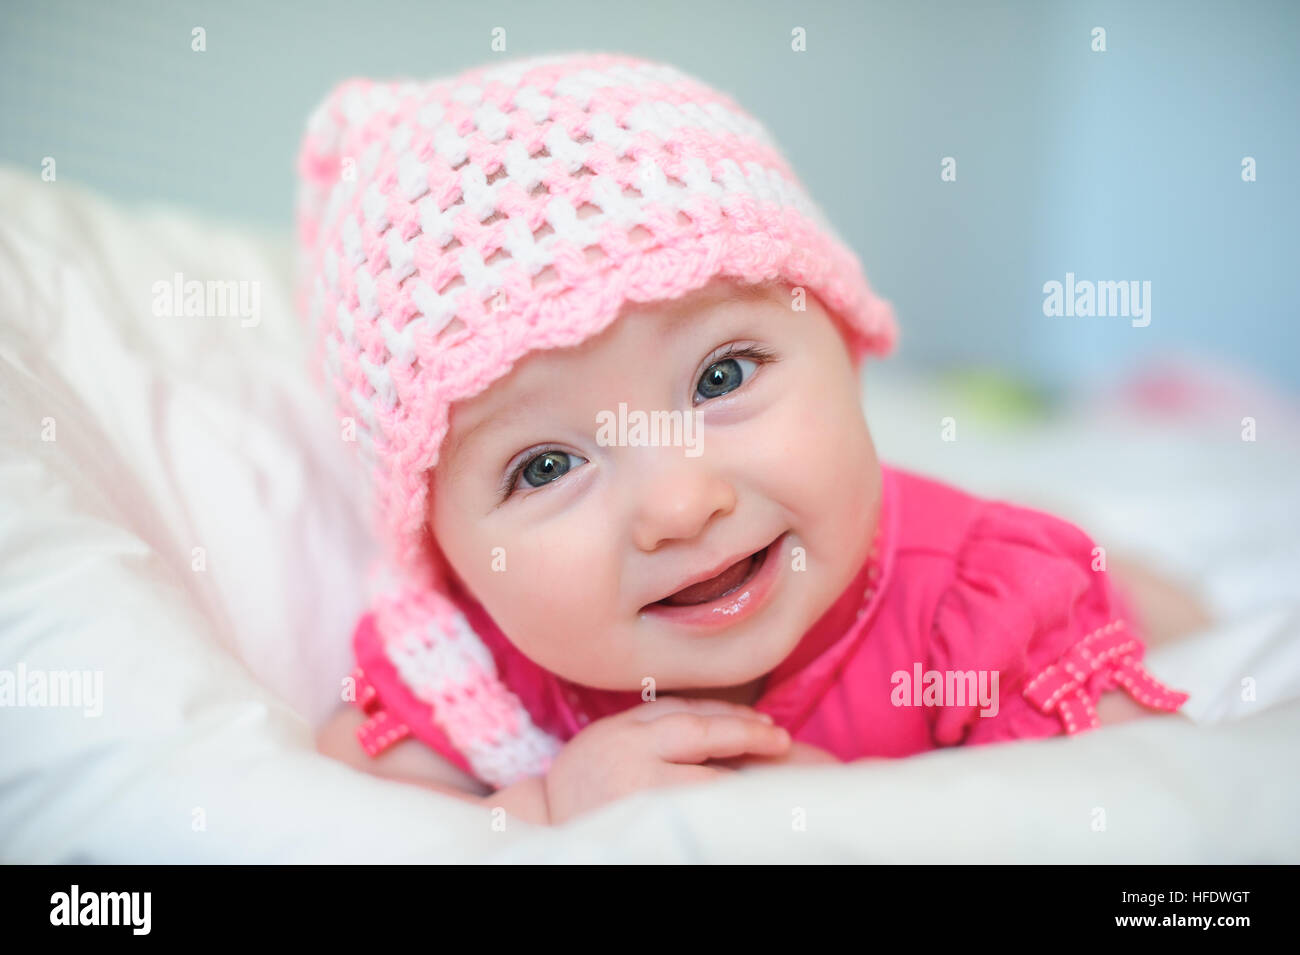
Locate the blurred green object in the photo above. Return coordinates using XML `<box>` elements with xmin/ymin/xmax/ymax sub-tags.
<box><xmin>940</xmin><ymin>369</ymin><xmax>1052</xmax><ymax>427</ymax></box>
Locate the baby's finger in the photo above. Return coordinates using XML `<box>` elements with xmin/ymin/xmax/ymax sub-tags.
<box><xmin>651</xmin><ymin>712</ymin><xmax>791</xmax><ymax>764</ymax></box>
<box><xmin>625</xmin><ymin>696</ymin><xmax>774</xmax><ymax>725</ymax></box>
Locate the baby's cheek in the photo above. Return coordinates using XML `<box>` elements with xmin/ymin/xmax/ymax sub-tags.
<box><xmin>487</xmin><ymin>541</ymin><xmax>620</xmax><ymax>668</ymax></box>
<box><xmin>779</xmin><ymin>391</ymin><xmax>876</xmax><ymax>515</ymax></box>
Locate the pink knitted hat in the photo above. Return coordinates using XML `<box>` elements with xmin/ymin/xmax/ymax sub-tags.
<box><xmin>295</xmin><ymin>51</ymin><xmax>897</xmax><ymax>787</ymax></box>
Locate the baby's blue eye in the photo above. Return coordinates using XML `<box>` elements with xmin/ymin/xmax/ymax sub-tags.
<box><xmin>515</xmin><ymin>450</ymin><xmax>585</xmax><ymax>491</ymax></box>
<box><xmin>696</xmin><ymin>355</ymin><xmax>758</xmax><ymax>402</ymax></box>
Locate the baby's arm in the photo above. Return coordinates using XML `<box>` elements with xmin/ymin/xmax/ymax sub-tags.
<box><xmin>1093</xmin><ymin>554</ymin><xmax>1211</xmax><ymax>727</ymax></box>
<box><xmin>1094</xmin><ymin>690</ymin><xmax>1161</xmax><ymax>726</ymax></box>
<box><xmin>315</xmin><ymin>705</ymin><xmax>550</xmax><ymax>825</ymax></box>
<box><xmin>1107</xmin><ymin>553</ymin><xmax>1213</xmax><ymax>649</ymax></box>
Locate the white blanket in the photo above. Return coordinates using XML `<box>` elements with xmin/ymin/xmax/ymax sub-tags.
<box><xmin>1</xmin><ymin>165</ymin><xmax>1297</xmax><ymax>862</ymax></box>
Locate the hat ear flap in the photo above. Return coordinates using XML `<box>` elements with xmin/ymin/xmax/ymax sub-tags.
<box><xmin>371</xmin><ymin>582</ymin><xmax>563</xmax><ymax>788</ymax></box>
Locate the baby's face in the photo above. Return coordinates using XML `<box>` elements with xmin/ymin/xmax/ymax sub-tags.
<box><xmin>431</xmin><ymin>278</ymin><xmax>881</xmax><ymax>697</ymax></box>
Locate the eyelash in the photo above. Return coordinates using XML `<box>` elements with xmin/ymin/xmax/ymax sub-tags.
<box><xmin>497</xmin><ymin>343</ymin><xmax>778</xmax><ymax>502</ymax></box>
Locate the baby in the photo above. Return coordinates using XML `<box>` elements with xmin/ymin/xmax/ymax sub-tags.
<box><xmin>301</xmin><ymin>52</ymin><xmax>1205</xmax><ymax>827</ymax></box>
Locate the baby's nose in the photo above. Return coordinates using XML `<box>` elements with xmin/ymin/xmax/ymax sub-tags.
<box><xmin>630</xmin><ymin>457</ymin><xmax>737</xmax><ymax>552</ymax></box>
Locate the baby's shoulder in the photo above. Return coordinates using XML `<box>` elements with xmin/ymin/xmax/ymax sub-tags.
<box><xmin>881</xmin><ymin>465</ymin><xmax>1115</xmax><ymax>668</ymax></box>
<box><xmin>886</xmin><ymin>465</ymin><xmax>985</xmax><ymax>559</ymax></box>
<box><xmin>885</xmin><ymin>464</ymin><xmax>1097</xmax><ymax>569</ymax></box>
<box><xmin>876</xmin><ymin>467</ymin><xmax>1190</xmax><ymax>746</ymax></box>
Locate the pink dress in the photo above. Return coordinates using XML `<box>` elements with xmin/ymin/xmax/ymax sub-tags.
<box><xmin>347</xmin><ymin>464</ymin><xmax>1189</xmax><ymax>776</ymax></box>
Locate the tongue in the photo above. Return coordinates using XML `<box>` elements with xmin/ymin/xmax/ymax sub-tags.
<box><xmin>660</xmin><ymin>554</ymin><xmax>757</xmax><ymax>607</ymax></box>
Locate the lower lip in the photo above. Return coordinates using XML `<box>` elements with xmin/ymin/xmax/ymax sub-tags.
<box><xmin>640</xmin><ymin>532</ymin><xmax>788</xmax><ymax>632</ymax></box>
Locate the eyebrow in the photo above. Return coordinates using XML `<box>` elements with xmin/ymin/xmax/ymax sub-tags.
<box><xmin>443</xmin><ymin>395</ymin><xmax>539</xmax><ymax>472</ymax></box>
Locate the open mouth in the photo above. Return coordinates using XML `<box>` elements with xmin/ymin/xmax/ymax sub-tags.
<box><xmin>649</xmin><ymin>540</ymin><xmax>774</xmax><ymax>609</ymax></box>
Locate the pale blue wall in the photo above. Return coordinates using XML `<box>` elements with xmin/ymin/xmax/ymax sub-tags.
<box><xmin>2</xmin><ymin>0</ymin><xmax>1296</xmax><ymax>390</ymax></box>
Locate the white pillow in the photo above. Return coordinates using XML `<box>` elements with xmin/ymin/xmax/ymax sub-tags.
<box><xmin>0</xmin><ymin>165</ymin><xmax>514</xmax><ymax>862</ymax></box>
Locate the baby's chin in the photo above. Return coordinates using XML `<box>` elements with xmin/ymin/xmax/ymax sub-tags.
<box><xmin>527</xmin><ymin>616</ymin><xmax>798</xmax><ymax>696</ymax></box>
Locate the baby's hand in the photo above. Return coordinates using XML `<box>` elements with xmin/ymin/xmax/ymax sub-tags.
<box><xmin>710</xmin><ymin>739</ymin><xmax>842</xmax><ymax>771</ymax></box>
<box><xmin>543</xmin><ymin>697</ymin><xmax>791</xmax><ymax>826</ymax></box>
